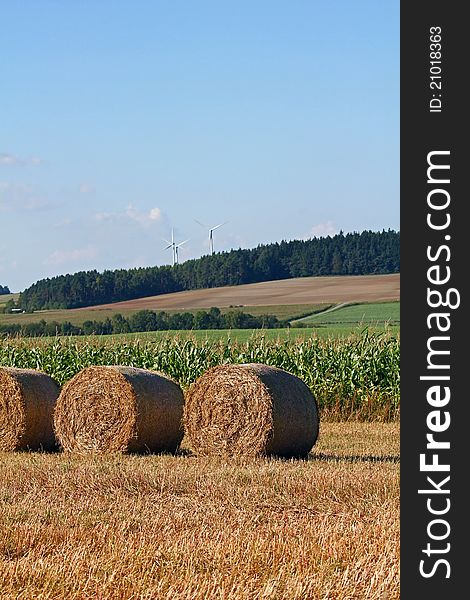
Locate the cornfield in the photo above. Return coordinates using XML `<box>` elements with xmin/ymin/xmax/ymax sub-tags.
<box><xmin>0</xmin><ymin>331</ymin><xmax>399</xmax><ymax>421</ymax></box>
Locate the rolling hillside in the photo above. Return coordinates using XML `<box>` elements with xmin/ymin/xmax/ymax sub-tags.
<box><xmin>19</xmin><ymin>230</ymin><xmax>400</xmax><ymax>310</ymax></box>
<box><xmin>74</xmin><ymin>273</ymin><xmax>400</xmax><ymax>314</ymax></box>
<box><xmin>0</xmin><ymin>274</ymin><xmax>400</xmax><ymax>337</ymax></box>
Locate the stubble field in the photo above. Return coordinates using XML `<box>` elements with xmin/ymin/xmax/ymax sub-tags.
<box><xmin>76</xmin><ymin>273</ymin><xmax>400</xmax><ymax>312</ymax></box>
<box><xmin>0</xmin><ymin>422</ymin><xmax>399</xmax><ymax>600</ymax></box>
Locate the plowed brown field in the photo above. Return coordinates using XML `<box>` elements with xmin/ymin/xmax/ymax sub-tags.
<box><xmin>75</xmin><ymin>273</ymin><xmax>400</xmax><ymax>313</ymax></box>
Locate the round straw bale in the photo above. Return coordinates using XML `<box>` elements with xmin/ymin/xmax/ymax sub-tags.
<box><xmin>184</xmin><ymin>363</ymin><xmax>319</xmax><ymax>458</ymax></box>
<box><xmin>53</xmin><ymin>366</ymin><xmax>184</xmax><ymax>454</ymax></box>
<box><xmin>0</xmin><ymin>367</ymin><xmax>60</xmax><ymax>451</ymax></box>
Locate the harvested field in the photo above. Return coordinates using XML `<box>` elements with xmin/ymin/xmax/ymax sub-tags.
<box><xmin>0</xmin><ymin>422</ymin><xmax>399</xmax><ymax>600</ymax></box>
<box><xmin>74</xmin><ymin>273</ymin><xmax>400</xmax><ymax>313</ymax></box>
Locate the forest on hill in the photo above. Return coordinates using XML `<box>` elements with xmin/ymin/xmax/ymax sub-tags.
<box><xmin>0</xmin><ymin>285</ymin><xmax>10</xmax><ymax>295</ymax></box>
<box><xmin>19</xmin><ymin>230</ymin><xmax>399</xmax><ymax>311</ymax></box>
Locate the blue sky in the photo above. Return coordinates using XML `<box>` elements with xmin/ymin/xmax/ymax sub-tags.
<box><xmin>0</xmin><ymin>1</ymin><xmax>399</xmax><ymax>292</ymax></box>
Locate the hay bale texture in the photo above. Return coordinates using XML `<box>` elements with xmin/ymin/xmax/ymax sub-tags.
<box><xmin>54</xmin><ymin>366</ymin><xmax>184</xmax><ymax>454</ymax></box>
<box><xmin>0</xmin><ymin>367</ymin><xmax>60</xmax><ymax>451</ymax></box>
<box><xmin>184</xmin><ymin>363</ymin><xmax>319</xmax><ymax>458</ymax></box>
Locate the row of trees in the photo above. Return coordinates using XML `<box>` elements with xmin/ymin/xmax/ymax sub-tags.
<box><xmin>0</xmin><ymin>308</ymin><xmax>281</xmax><ymax>338</ymax></box>
<box><xmin>0</xmin><ymin>285</ymin><xmax>10</xmax><ymax>295</ymax></box>
<box><xmin>19</xmin><ymin>229</ymin><xmax>400</xmax><ymax>311</ymax></box>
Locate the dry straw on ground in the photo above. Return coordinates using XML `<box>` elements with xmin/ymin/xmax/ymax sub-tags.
<box><xmin>0</xmin><ymin>367</ymin><xmax>59</xmax><ymax>451</ymax></box>
<box><xmin>184</xmin><ymin>363</ymin><xmax>319</xmax><ymax>458</ymax></box>
<box><xmin>54</xmin><ymin>366</ymin><xmax>184</xmax><ymax>454</ymax></box>
<box><xmin>0</xmin><ymin>423</ymin><xmax>400</xmax><ymax>599</ymax></box>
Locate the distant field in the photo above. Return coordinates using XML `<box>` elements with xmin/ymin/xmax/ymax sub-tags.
<box><xmin>0</xmin><ymin>293</ymin><xmax>19</xmax><ymax>307</ymax></box>
<box><xmin>220</xmin><ymin>303</ymin><xmax>332</xmax><ymax>321</ymax></box>
<box><xmin>0</xmin><ymin>303</ymin><xmax>332</xmax><ymax>327</ymax></box>
<box><xmin>0</xmin><ymin>272</ymin><xmax>399</xmax><ymax>330</ymax></box>
<box><xmin>78</xmin><ymin>323</ymin><xmax>399</xmax><ymax>344</ymax></box>
<box><xmin>73</xmin><ymin>273</ymin><xmax>400</xmax><ymax>312</ymax></box>
<box><xmin>292</xmin><ymin>301</ymin><xmax>400</xmax><ymax>326</ymax></box>
<box><xmin>1</xmin><ymin>303</ymin><xmax>400</xmax><ymax>341</ymax></box>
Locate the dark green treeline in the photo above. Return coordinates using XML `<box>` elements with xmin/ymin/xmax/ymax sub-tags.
<box><xmin>0</xmin><ymin>308</ymin><xmax>280</xmax><ymax>338</ymax></box>
<box><xmin>19</xmin><ymin>230</ymin><xmax>399</xmax><ymax>311</ymax></box>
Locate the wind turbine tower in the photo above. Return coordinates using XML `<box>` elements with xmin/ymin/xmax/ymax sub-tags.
<box><xmin>163</xmin><ymin>229</ymin><xmax>176</xmax><ymax>266</ymax></box>
<box><xmin>163</xmin><ymin>229</ymin><xmax>189</xmax><ymax>266</ymax></box>
<box><xmin>195</xmin><ymin>219</ymin><xmax>227</xmax><ymax>256</ymax></box>
<box><xmin>174</xmin><ymin>238</ymin><xmax>189</xmax><ymax>264</ymax></box>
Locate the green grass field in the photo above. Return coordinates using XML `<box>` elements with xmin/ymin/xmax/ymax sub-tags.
<box><xmin>1</xmin><ymin>300</ymin><xmax>400</xmax><ymax>341</ymax></box>
<box><xmin>220</xmin><ymin>303</ymin><xmax>333</xmax><ymax>320</ymax></box>
<box><xmin>0</xmin><ymin>293</ymin><xmax>19</xmax><ymax>308</ymax></box>
<box><xmin>83</xmin><ymin>323</ymin><xmax>398</xmax><ymax>344</ymax></box>
<box><xmin>0</xmin><ymin>303</ymin><xmax>331</xmax><ymax>326</ymax></box>
<box><xmin>292</xmin><ymin>301</ymin><xmax>399</xmax><ymax>326</ymax></box>
<box><xmin>6</xmin><ymin>323</ymin><xmax>398</xmax><ymax>345</ymax></box>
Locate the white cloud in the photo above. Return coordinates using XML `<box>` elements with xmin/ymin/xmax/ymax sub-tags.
<box><xmin>93</xmin><ymin>211</ymin><xmax>113</xmax><ymax>222</ymax></box>
<box><xmin>0</xmin><ymin>181</ymin><xmax>54</xmax><ymax>212</ymax></box>
<box><xmin>149</xmin><ymin>207</ymin><xmax>162</xmax><ymax>221</ymax></box>
<box><xmin>309</xmin><ymin>221</ymin><xmax>338</xmax><ymax>238</ymax></box>
<box><xmin>0</xmin><ymin>154</ymin><xmax>21</xmax><ymax>166</ymax></box>
<box><xmin>93</xmin><ymin>204</ymin><xmax>163</xmax><ymax>227</ymax></box>
<box><xmin>52</xmin><ymin>217</ymin><xmax>73</xmax><ymax>228</ymax></box>
<box><xmin>0</xmin><ymin>153</ymin><xmax>43</xmax><ymax>166</ymax></box>
<box><xmin>78</xmin><ymin>183</ymin><xmax>95</xmax><ymax>194</ymax></box>
<box><xmin>124</xmin><ymin>205</ymin><xmax>141</xmax><ymax>222</ymax></box>
<box><xmin>44</xmin><ymin>246</ymin><xmax>97</xmax><ymax>266</ymax></box>
<box><xmin>25</xmin><ymin>198</ymin><xmax>53</xmax><ymax>211</ymax></box>
<box><xmin>125</xmin><ymin>204</ymin><xmax>163</xmax><ymax>226</ymax></box>
<box><xmin>0</xmin><ymin>181</ymin><xmax>31</xmax><ymax>193</ymax></box>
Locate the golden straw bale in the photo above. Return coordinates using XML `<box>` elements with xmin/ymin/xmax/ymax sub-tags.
<box><xmin>54</xmin><ymin>366</ymin><xmax>184</xmax><ymax>454</ymax></box>
<box><xmin>0</xmin><ymin>367</ymin><xmax>60</xmax><ymax>451</ymax></box>
<box><xmin>184</xmin><ymin>363</ymin><xmax>319</xmax><ymax>458</ymax></box>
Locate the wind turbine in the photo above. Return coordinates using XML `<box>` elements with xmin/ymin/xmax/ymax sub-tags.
<box><xmin>163</xmin><ymin>229</ymin><xmax>189</xmax><ymax>266</ymax></box>
<box><xmin>163</xmin><ymin>229</ymin><xmax>176</xmax><ymax>266</ymax></box>
<box><xmin>194</xmin><ymin>219</ymin><xmax>228</xmax><ymax>256</ymax></box>
<box><xmin>174</xmin><ymin>238</ymin><xmax>189</xmax><ymax>264</ymax></box>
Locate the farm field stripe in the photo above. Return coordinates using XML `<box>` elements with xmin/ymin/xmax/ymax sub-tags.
<box><xmin>0</xmin><ymin>332</ymin><xmax>400</xmax><ymax>421</ymax></box>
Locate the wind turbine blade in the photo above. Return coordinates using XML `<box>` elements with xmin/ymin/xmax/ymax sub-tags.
<box><xmin>211</xmin><ymin>221</ymin><xmax>228</xmax><ymax>231</ymax></box>
<box><xmin>177</xmin><ymin>239</ymin><xmax>189</xmax><ymax>247</ymax></box>
<box><xmin>194</xmin><ymin>219</ymin><xmax>206</xmax><ymax>229</ymax></box>
<box><xmin>163</xmin><ymin>243</ymin><xmax>173</xmax><ymax>250</ymax></box>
